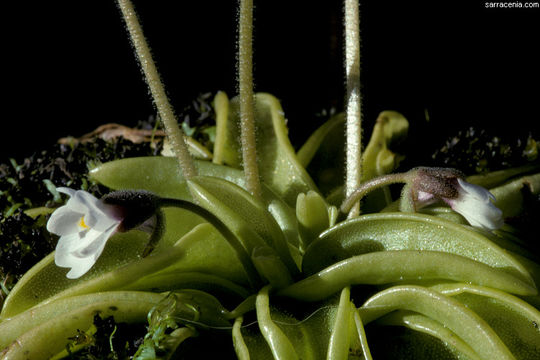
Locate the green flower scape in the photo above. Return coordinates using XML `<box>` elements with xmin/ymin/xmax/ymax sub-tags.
<box><xmin>1</xmin><ymin>1</ymin><xmax>540</xmax><ymax>359</ymax></box>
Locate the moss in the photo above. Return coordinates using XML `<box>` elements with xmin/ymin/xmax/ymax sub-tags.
<box><xmin>432</xmin><ymin>127</ymin><xmax>539</xmax><ymax>174</ymax></box>
<box><xmin>66</xmin><ymin>314</ymin><xmax>147</xmax><ymax>360</ymax></box>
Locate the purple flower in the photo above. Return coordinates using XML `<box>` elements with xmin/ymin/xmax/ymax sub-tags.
<box><xmin>413</xmin><ymin>168</ymin><xmax>503</xmax><ymax>230</ymax></box>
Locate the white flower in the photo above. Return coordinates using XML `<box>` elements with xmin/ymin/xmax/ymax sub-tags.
<box><xmin>47</xmin><ymin>188</ymin><xmax>123</xmax><ymax>279</ymax></box>
<box><xmin>413</xmin><ymin>168</ymin><xmax>503</xmax><ymax>230</ymax></box>
<box><xmin>443</xmin><ymin>178</ymin><xmax>504</xmax><ymax>230</ymax></box>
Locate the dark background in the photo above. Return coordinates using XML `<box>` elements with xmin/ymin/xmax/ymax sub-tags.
<box><xmin>1</xmin><ymin>1</ymin><xmax>539</xmax><ymax>159</ymax></box>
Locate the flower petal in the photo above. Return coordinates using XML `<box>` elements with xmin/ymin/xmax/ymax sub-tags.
<box><xmin>56</xmin><ymin>187</ymin><xmax>77</xmax><ymax>197</ymax></box>
<box><xmin>65</xmin><ymin>257</ymin><xmax>99</xmax><ymax>279</ymax></box>
<box><xmin>55</xmin><ymin>247</ymin><xmax>92</xmax><ymax>275</ymax></box>
<box><xmin>457</xmin><ymin>178</ymin><xmax>495</xmax><ymax>202</ymax></box>
<box><xmin>54</xmin><ymin>224</ymin><xmax>118</xmax><ymax>279</ymax></box>
<box><xmin>55</xmin><ymin>227</ymin><xmax>112</xmax><ymax>264</ymax></box>
<box><xmin>55</xmin><ymin>233</ymin><xmax>84</xmax><ymax>267</ymax></box>
<box><xmin>46</xmin><ymin>205</ymin><xmax>84</xmax><ymax>235</ymax></box>
<box><xmin>448</xmin><ymin>196</ymin><xmax>503</xmax><ymax>230</ymax></box>
<box><xmin>58</xmin><ymin>187</ymin><xmax>114</xmax><ymax>221</ymax></box>
<box><xmin>66</xmin><ymin>190</ymin><xmax>101</xmax><ymax>218</ymax></box>
<box><xmin>86</xmin><ymin>206</ymin><xmax>121</xmax><ymax>232</ymax></box>
<box><xmin>73</xmin><ymin>224</ymin><xmax>117</xmax><ymax>259</ymax></box>
<box><xmin>60</xmin><ymin>190</ymin><xmax>121</xmax><ymax>231</ymax></box>
<box><xmin>417</xmin><ymin>191</ymin><xmax>435</xmax><ymax>203</ymax></box>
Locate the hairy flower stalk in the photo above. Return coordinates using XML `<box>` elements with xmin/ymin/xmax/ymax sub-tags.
<box><xmin>117</xmin><ymin>0</ymin><xmax>197</xmax><ymax>179</ymax></box>
<box><xmin>344</xmin><ymin>0</ymin><xmax>363</xmax><ymax>217</ymax></box>
<box><xmin>237</xmin><ymin>0</ymin><xmax>262</xmax><ymax>200</ymax></box>
<box><xmin>341</xmin><ymin>173</ymin><xmax>412</xmax><ymax>214</ymax></box>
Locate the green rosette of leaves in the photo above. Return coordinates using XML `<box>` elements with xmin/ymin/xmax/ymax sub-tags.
<box><xmin>2</xmin><ymin>92</ymin><xmax>540</xmax><ymax>359</ymax></box>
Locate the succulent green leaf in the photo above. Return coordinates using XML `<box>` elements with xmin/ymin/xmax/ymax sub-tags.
<box><xmin>466</xmin><ymin>165</ymin><xmax>540</xmax><ymax>189</ymax></box>
<box><xmin>185</xmin><ymin>136</ymin><xmax>214</xmax><ymax>160</ymax></box>
<box><xmin>376</xmin><ymin>310</ymin><xmax>481</xmax><ymax>360</ymax></box>
<box><xmin>326</xmin><ymin>287</ymin><xmax>352</xmax><ymax>360</ymax></box>
<box><xmin>510</xmin><ymin>252</ymin><xmax>540</xmax><ymax>291</ymax></box>
<box><xmin>491</xmin><ymin>173</ymin><xmax>540</xmax><ymax>218</ymax></box>
<box><xmin>429</xmin><ymin>283</ymin><xmax>540</xmax><ymax>359</ymax></box>
<box><xmin>187</xmin><ymin>176</ymin><xmax>298</xmax><ymax>278</ymax></box>
<box><xmin>296</xmin><ymin>190</ymin><xmax>331</xmax><ymax>249</ymax></box>
<box><xmin>1</xmin><ymin>290</ymin><xmax>231</xmax><ymax>357</ymax></box>
<box><xmin>1</xmin><ymin>222</ymin><xmax>249</xmax><ymax>319</ymax></box>
<box><xmin>362</xmin><ymin>111</ymin><xmax>408</xmax><ymax>181</ymax></box>
<box><xmin>415</xmin><ymin>206</ymin><xmax>469</xmax><ymax>225</ymax></box>
<box><xmin>233</xmin><ymin>316</ymin><xmax>251</xmax><ymax>360</ymax></box>
<box><xmin>255</xmin><ymin>285</ymin><xmax>300</xmax><ymax>360</ymax></box>
<box><xmin>352</xmin><ymin>306</ymin><xmax>373</xmax><ymax>360</ymax></box>
<box><xmin>358</xmin><ymin>111</ymin><xmax>408</xmax><ymax>211</ymax></box>
<box><xmin>91</xmin><ymin>156</ymin><xmax>302</xmax><ymax>252</ymax></box>
<box><xmin>90</xmin><ymin>157</ymin><xmax>246</xmax><ymax>199</ymax></box>
<box><xmin>1</xmin><ymin>231</ymin><xmax>145</xmax><ymax>320</ymax></box>
<box><xmin>302</xmin><ymin>212</ymin><xmax>535</xmax><ymax>289</ymax></box>
<box><xmin>213</xmin><ymin>91</ymin><xmax>242</xmax><ymax>166</ymax></box>
<box><xmin>265</xmin><ymin>186</ymin><xmax>302</xmax><ymax>249</ymax></box>
<box><xmin>359</xmin><ymin>285</ymin><xmax>516</xmax><ymax>360</ymax></box>
<box><xmin>252</xmin><ymin>246</ymin><xmax>293</xmax><ymax>289</ymax></box>
<box><xmin>300</xmin><ymin>113</ymin><xmax>346</xmax><ymax>196</ymax></box>
<box><xmin>240</xmin><ymin>299</ymin><xmax>334</xmax><ymax>360</ymax></box>
<box><xmin>213</xmin><ymin>92</ymin><xmax>319</xmax><ymax>206</ymax></box>
<box><xmin>123</xmin><ymin>271</ymin><xmax>250</xmax><ymax>299</ymax></box>
<box><xmin>297</xmin><ymin>113</ymin><xmax>345</xmax><ymax>168</ymax></box>
<box><xmin>0</xmin><ymin>291</ymin><xmax>168</xmax><ymax>357</ymax></box>
<box><xmin>280</xmin><ymin>250</ymin><xmax>536</xmax><ymax>302</ymax></box>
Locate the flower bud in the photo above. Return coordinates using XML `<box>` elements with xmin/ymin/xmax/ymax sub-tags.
<box><xmin>296</xmin><ymin>190</ymin><xmax>330</xmax><ymax>247</ymax></box>
<box><xmin>101</xmin><ymin>190</ymin><xmax>161</xmax><ymax>232</ymax></box>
